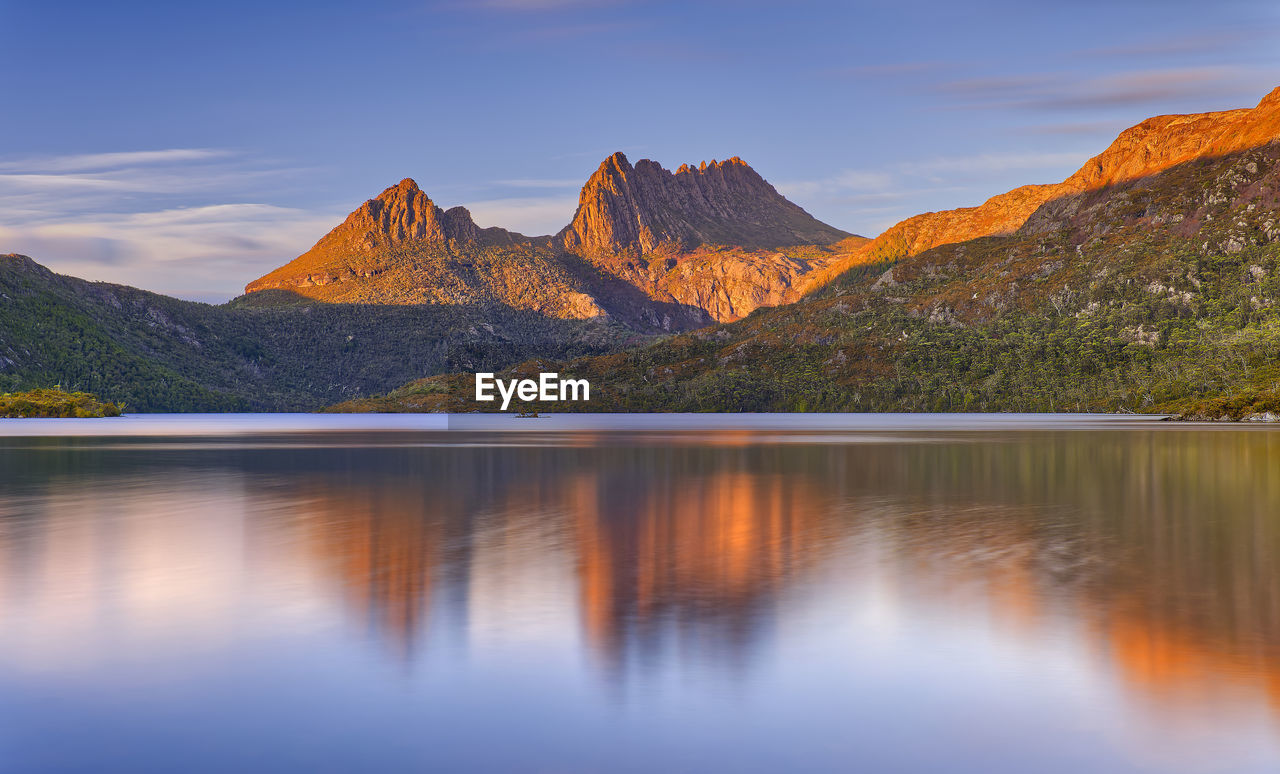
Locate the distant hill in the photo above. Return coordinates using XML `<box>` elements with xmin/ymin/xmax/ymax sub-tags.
<box><xmin>342</xmin><ymin>88</ymin><xmax>1280</xmax><ymax>418</ymax></box>
<box><xmin>0</xmin><ymin>254</ymin><xmax>628</xmax><ymax>412</ymax></box>
<box><xmin>245</xmin><ymin>156</ymin><xmax>861</xmax><ymax>330</ymax></box>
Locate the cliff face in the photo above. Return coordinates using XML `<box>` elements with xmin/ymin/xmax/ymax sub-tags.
<box><xmin>553</xmin><ymin>152</ymin><xmax>859</xmax><ymax>325</ymax></box>
<box><xmin>560</xmin><ymin>152</ymin><xmax>850</xmax><ymax>255</ymax></box>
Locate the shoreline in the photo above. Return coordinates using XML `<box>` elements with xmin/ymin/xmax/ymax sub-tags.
<box><xmin>0</xmin><ymin>411</ymin><xmax>1202</xmax><ymax>439</ymax></box>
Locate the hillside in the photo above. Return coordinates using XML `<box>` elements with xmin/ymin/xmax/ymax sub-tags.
<box><xmin>0</xmin><ymin>254</ymin><xmax>629</xmax><ymax>412</ymax></box>
<box><xmin>818</xmin><ymin>86</ymin><xmax>1280</xmax><ymax>284</ymax></box>
<box><xmin>245</xmin><ymin>157</ymin><xmax>860</xmax><ymax>330</ymax></box>
<box><xmin>339</xmin><ymin>88</ymin><xmax>1280</xmax><ymax>417</ymax></box>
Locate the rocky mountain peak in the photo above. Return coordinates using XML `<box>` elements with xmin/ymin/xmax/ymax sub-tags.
<box><xmin>338</xmin><ymin>178</ymin><xmax>478</xmax><ymax>250</ymax></box>
<box><xmin>560</xmin><ymin>152</ymin><xmax>848</xmax><ymax>255</ymax></box>
<box><xmin>243</xmin><ymin>179</ymin><xmax>493</xmax><ymax>296</ymax></box>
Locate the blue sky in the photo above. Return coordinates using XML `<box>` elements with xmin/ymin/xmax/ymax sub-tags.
<box><xmin>1</xmin><ymin>0</ymin><xmax>1278</xmax><ymax>301</ymax></box>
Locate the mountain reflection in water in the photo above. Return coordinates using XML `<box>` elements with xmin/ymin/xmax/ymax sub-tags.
<box><xmin>2</xmin><ymin>428</ymin><xmax>1280</xmax><ymax>772</ymax></box>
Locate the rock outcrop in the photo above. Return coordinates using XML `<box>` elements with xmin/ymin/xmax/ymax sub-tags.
<box><xmin>560</xmin><ymin>152</ymin><xmax>849</xmax><ymax>255</ymax></box>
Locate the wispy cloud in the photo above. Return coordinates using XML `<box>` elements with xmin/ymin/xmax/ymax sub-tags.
<box><xmin>781</xmin><ymin>150</ymin><xmax>1087</xmax><ymax>202</ymax></box>
<box><xmin>0</xmin><ymin>148</ymin><xmax>299</xmax><ymax>216</ymax></box>
<box><xmin>0</xmin><ymin>205</ymin><xmax>336</xmax><ymax>303</ymax></box>
<box><xmin>463</xmin><ymin>195</ymin><xmax>578</xmax><ymax>236</ymax></box>
<box><xmin>0</xmin><ymin>148</ymin><xmax>233</xmax><ymax>174</ymax></box>
<box><xmin>930</xmin><ymin>66</ymin><xmax>1262</xmax><ymax>112</ymax></box>
<box><xmin>824</xmin><ymin>61</ymin><xmax>944</xmax><ymax>79</ymax></box>
<box><xmin>1013</xmin><ymin>121</ymin><xmax>1125</xmax><ymax>136</ymax></box>
<box><xmin>778</xmin><ymin>148</ymin><xmax>1093</xmax><ymax>240</ymax></box>
<box><xmin>898</xmin><ymin>150</ymin><xmax>1090</xmax><ymax>177</ymax></box>
<box><xmin>777</xmin><ymin>170</ymin><xmax>894</xmax><ymax>200</ymax></box>
<box><xmin>1084</xmin><ymin>29</ymin><xmax>1276</xmax><ymax>59</ymax></box>
<box><xmin>492</xmin><ymin>178</ymin><xmax>583</xmax><ymax>189</ymax></box>
<box><xmin>471</xmin><ymin>0</ymin><xmax>622</xmax><ymax>9</ymax></box>
<box><xmin>0</xmin><ymin>148</ymin><xmax>331</xmax><ymax>301</ymax></box>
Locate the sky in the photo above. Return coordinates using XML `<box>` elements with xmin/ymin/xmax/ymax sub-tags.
<box><xmin>1</xmin><ymin>0</ymin><xmax>1279</xmax><ymax>302</ymax></box>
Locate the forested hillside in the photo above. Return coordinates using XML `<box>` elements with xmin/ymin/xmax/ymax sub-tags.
<box><xmin>0</xmin><ymin>254</ymin><xmax>631</xmax><ymax>411</ymax></box>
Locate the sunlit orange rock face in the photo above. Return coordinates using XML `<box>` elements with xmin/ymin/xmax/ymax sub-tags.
<box><xmin>561</xmin><ymin>153</ymin><xmax>850</xmax><ymax>254</ymax></box>
<box><xmin>242</xmin><ymin>156</ymin><xmax>860</xmax><ymax>329</ymax></box>
<box><xmin>241</xmin><ymin>179</ymin><xmax>610</xmax><ymax>319</ymax></box>
<box><xmin>558</xmin><ymin>152</ymin><xmax>863</xmax><ymax>325</ymax></box>
<box><xmin>845</xmin><ymin>86</ymin><xmax>1280</xmax><ymax>269</ymax></box>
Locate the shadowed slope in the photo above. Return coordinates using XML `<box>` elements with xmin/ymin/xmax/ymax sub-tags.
<box><xmin>0</xmin><ymin>253</ymin><xmax>629</xmax><ymax>412</ymax></box>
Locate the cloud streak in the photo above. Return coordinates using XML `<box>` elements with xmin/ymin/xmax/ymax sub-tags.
<box><xmin>463</xmin><ymin>195</ymin><xmax>579</xmax><ymax>236</ymax></box>
<box><xmin>778</xmin><ymin>147</ymin><xmax>1094</xmax><ymax>240</ymax></box>
<box><xmin>0</xmin><ymin>205</ymin><xmax>336</xmax><ymax>303</ymax></box>
<box><xmin>0</xmin><ymin>147</ymin><xmax>335</xmax><ymax>301</ymax></box>
<box><xmin>0</xmin><ymin>149</ymin><xmax>233</xmax><ymax>174</ymax></box>
<box><xmin>930</xmin><ymin>66</ymin><xmax>1265</xmax><ymax>112</ymax></box>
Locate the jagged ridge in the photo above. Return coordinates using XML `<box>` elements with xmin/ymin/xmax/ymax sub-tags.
<box><xmin>559</xmin><ymin>152</ymin><xmax>849</xmax><ymax>255</ymax></box>
<box><xmin>243</xmin><ymin>156</ymin><xmax>858</xmax><ymax>328</ymax></box>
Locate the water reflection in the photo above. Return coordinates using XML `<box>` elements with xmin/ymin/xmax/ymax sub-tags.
<box><xmin>2</xmin><ymin>429</ymin><xmax>1280</xmax><ymax>771</ymax></box>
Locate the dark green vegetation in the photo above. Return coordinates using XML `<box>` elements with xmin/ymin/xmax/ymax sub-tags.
<box><xmin>0</xmin><ymin>387</ymin><xmax>122</xmax><ymax>418</ymax></box>
<box><xmin>0</xmin><ymin>255</ymin><xmax>635</xmax><ymax>412</ymax></box>
<box><xmin>338</xmin><ymin>145</ymin><xmax>1280</xmax><ymax>418</ymax></box>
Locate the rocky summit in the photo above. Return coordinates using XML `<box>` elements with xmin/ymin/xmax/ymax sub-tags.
<box><xmin>559</xmin><ymin>152</ymin><xmax>849</xmax><ymax>255</ymax></box>
<box><xmin>245</xmin><ymin>179</ymin><xmax>521</xmax><ymax>295</ymax></box>
<box><xmin>243</xmin><ymin>156</ymin><xmax>859</xmax><ymax>329</ymax></box>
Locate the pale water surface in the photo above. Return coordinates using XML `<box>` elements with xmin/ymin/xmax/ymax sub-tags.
<box><xmin>1</xmin><ymin>414</ymin><xmax>1279</xmax><ymax>773</ymax></box>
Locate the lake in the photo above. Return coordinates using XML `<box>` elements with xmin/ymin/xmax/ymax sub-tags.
<box><xmin>2</xmin><ymin>414</ymin><xmax>1279</xmax><ymax>773</ymax></box>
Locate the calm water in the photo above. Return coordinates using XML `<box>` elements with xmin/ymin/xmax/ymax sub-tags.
<box><xmin>2</xmin><ymin>416</ymin><xmax>1280</xmax><ymax>773</ymax></box>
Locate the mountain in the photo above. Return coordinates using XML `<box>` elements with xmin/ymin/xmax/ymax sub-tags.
<box><xmin>0</xmin><ymin>253</ymin><xmax>627</xmax><ymax>412</ymax></box>
<box><xmin>244</xmin><ymin>179</ymin><xmax>605</xmax><ymax>320</ymax></box>
<box><xmin>340</xmin><ymin>87</ymin><xmax>1280</xmax><ymax>418</ymax></box>
<box><xmin>560</xmin><ymin>153</ymin><xmax>849</xmax><ymax>254</ymax></box>
<box><xmin>244</xmin><ymin>157</ymin><xmax>860</xmax><ymax>329</ymax></box>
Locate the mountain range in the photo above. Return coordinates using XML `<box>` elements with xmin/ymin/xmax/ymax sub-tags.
<box><xmin>5</xmin><ymin>87</ymin><xmax>1280</xmax><ymax>415</ymax></box>
<box><xmin>244</xmin><ymin>153</ymin><xmax>858</xmax><ymax>331</ymax></box>
<box><xmin>1</xmin><ymin>152</ymin><xmax>856</xmax><ymax>410</ymax></box>
<box><xmin>338</xmin><ymin>87</ymin><xmax>1280</xmax><ymax>419</ymax></box>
